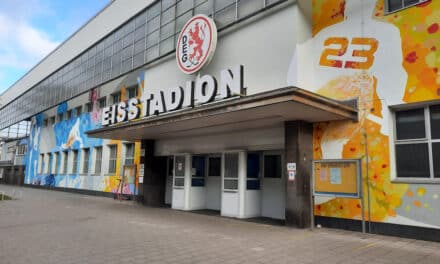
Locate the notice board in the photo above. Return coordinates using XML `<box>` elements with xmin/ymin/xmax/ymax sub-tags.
<box><xmin>313</xmin><ymin>159</ymin><xmax>361</xmax><ymax>197</ymax></box>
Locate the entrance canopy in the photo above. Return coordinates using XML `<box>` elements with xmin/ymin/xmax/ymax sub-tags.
<box><xmin>87</xmin><ymin>87</ymin><xmax>358</xmax><ymax>141</ymax></box>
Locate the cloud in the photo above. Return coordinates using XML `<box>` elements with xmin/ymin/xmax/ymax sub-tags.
<box><xmin>0</xmin><ymin>1</ymin><xmax>60</xmax><ymax>93</ymax></box>
<box><xmin>0</xmin><ymin>13</ymin><xmax>59</xmax><ymax>70</ymax></box>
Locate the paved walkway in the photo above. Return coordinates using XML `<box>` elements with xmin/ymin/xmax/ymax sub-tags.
<box><xmin>0</xmin><ymin>185</ymin><xmax>439</xmax><ymax>264</ymax></box>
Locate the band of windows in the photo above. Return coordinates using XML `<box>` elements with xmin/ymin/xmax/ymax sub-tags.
<box><xmin>37</xmin><ymin>143</ymin><xmax>136</xmax><ymax>176</ymax></box>
<box><xmin>394</xmin><ymin>105</ymin><xmax>440</xmax><ymax>180</ymax></box>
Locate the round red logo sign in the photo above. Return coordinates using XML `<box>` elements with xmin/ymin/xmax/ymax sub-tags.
<box><xmin>176</xmin><ymin>14</ymin><xmax>217</xmax><ymax>75</ymax></box>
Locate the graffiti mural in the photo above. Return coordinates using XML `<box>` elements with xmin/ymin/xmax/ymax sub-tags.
<box><xmin>288</xmin><ymin>0</ymin><xmax>440</xmax><ymax>228</ymax></box>
<box><xmin>25</xmin><ymin>84</ymin><xmax>142</xmax><ymax>196</ymax></box>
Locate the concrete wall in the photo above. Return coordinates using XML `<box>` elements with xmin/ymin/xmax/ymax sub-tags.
<box><xmin>289</xmin><ymin>0</ymin><xmax>440</xmax><ymax>229</ymax></box>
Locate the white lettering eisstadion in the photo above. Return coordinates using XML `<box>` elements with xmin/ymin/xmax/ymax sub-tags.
<box><xmin>101</xmin><ymin>65</ymin><xmax>245</xmax><ymax>126</ymax></box>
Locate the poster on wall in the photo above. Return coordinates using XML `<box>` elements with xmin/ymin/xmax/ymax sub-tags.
<box><xmin>313</xmin><ymin>159</ymin><xmax>360</xmax><ymax>198</ymax></box>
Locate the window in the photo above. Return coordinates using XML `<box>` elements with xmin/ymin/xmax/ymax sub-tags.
<box><xmin>192</xmin><ymin>156</ymin><xmax>205</xmax><ymax>186</ymax></box>
<box><xmin>75</xmin><ymin>106</ymin><xmax>82</xmax><ymax>116</ymax></box>
<box><xmin>111</xmin><ymin>92</ymin><xmax>121</xmax><ymax>104</ymax></box>
<box><xmin>208</xmin><ymin>157</ymin><xmax>221</xmax><ymax>176</ymax></box>
<box><xmin>394</xmin><ymin>106</ymin><xmax>440</xmax><ymax>179</ymax></box>
<box><xmin>49</xmin><ymin>116</ymin><xmax>55</xmax><ymax>125</ymax></box>
<box><xmin>52</xmin><ymin>152</ymin><xmax>58</xmax><ymax>174</ymax></box>
<box><xmin>98</xmin><ymin>97</ymin><xmax>106</xmax><ymax>108</ymax></box>
<box><xmin>124</xmin><ymin>143</ymin><xmax>135</xmax><ymax>165</ymax></box>
<box><xmin>94</xmin><ymin>147</ymin><xmax>102</xmax><ymax>174</ymax></box>
<box><xmin>16</xmin><ymin>145</ymin><xmax>27</xmax><ymax>155</ymax></box>
<box><xmin>174</xmin><ymin>155</ymin><xmax>185</xmax><ymax>187</ymax></box>
<box><xmin>108</xmin><ymin>145</ymin><xmax>117</xmax><ymax>174</ymax></box>
<box><xmin>224</xmin><ymin>153</ymin><xmax>239</xmax><ymax>190</ymax></box>
<box><xmin>85</xmin><ymin>102</ymin><xmax>93</xmax><ymax>112</ymax></box>
<box><xmin>43</xmin><ymin>119</ymin><xmax>48</xmax><ymax>127</ymax></box>
<box><xmin>72</xmin><ymin>150</ymin><xmax>79</xmax><ymax>174</ymax></box>
<box><xmin>247</xmin><ymin>153</ymin><xmax>260</xmax><ymax>190</ymax></box>
<box><xmin>38</xmin><ymin>154</ymin><xmax>44</xmax><ymax>174</ymax></box>
<box><xmin>47</xmin><ymin>153</ymin><xmax>52</xmax><ymax>174</ymax></box>
<box><xmin>62</xmin><ymin>151</ymin><xmax>68</xmax><ymax>174</ymax></box>
<box><xmin>57</xmin><ymin>113</ymin><xmax>63</xmax><ymax>122</ymax></box>
<box><xmin>65</xmin><ymin>110</ymin><xmax>71</xmax><ymax>120</ymax></box>
<box><xmin>127</xmin><ymin>86</ymin><xmax>137</xmax><ymax>99</ymax></box>
<box><xmin>167</xmin><ymin>156</ymin><xmax>174</xmax><ymax>177</ymax></box>
<box><xmin>82</xmin><ymin>148</ymin><xmax>90</xmax><ymax>174</ymax></box>
<box><xmin>386</xmin><ymin>0</ymin><xmax>429</xmax><ymax>13</ymax></box>
<box><xmin>264</xmin><ymin>155</ymin><xmax>282</xmax><ymax>178</ymax></box>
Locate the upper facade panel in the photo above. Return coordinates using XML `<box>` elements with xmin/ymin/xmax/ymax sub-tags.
<box><xmin>0</xmin><ymin>0</ymin><xmax>287</xmax><ymax>130</ymax></box>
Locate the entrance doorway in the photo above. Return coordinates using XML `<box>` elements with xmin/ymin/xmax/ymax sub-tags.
<box><xmin>206</xmin><ymin>155</ymin><xmax>221</xmax><ymax>211</ymax></box>
<box><xmin>261</xmin><ymin>152</ymin><xmax>285</xmax><ymax>219</ymax></box>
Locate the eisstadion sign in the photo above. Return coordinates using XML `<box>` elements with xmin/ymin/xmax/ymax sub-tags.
<box><xmin>101</xmin><ymin>65</ymin><xmax>245</xmax><ymax>126</ymax></box>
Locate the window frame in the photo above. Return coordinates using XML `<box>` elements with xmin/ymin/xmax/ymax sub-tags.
<box><xmin>82</xmin><ymin>148</ymin><xmax>90</xmax><ymax>174</ymax></box>
<box><xmin>124</xmin><ymin>143</ymin><xmax>135</xmax><ymax>166</ymax></box>
<box><xmin>57</xmin><ymin>113</ymin><xmax>63</xmax><ymax>123</ymax></box>
<box><xmin>85</xmin><ymin>102</ymin><xmax>93</xmax><ymax>112</ymax></box>
<box><xmin>111</xmin><ymin>92</ymin><xmax>121</xmax><ymax>104</ymax></box>
<box><xmin>71</xmin><ymin>149</ymin><xmax>79</xmax><ymax>174</ymax></box>
<box><xmin>191</xmin><ymin>155</ymin><xmax>206</xmax><ymax>187</ymax></box>
<box><xmin>94</xmin><ymin>146</ymin><xmax>103</xmax><ymax>175</ymax></box>
<box><xmin>38</xmin><ymin>153</ymin><xmax>44</xmax><ymax>174</ymax></box>
<box><xmin>98</xmin><ymin>97</ymin><xmax>107</xmax><ymax>108</ymax></box>
<box><xmin>385</xmin><ymin>0</ymin><xmax>430</xmax><ymax>14</ymax></box>
<box><xmin>393</xmin><ymin>105</ymin><xmax>440</xmax><ymax>183</ymax></box>
<box><xmin>62</xmin><ymin>151</ymin><xmax>68</xmax><ymax>174</ymax></box>
<box><xmin>126</xmin><ymin>86</ymin><xmax>138</xmax><ymax>99</ymax></box>
<box><xmin>108</xmin><ymin>145</ymin><xmax>118</xmax><ymax>174</ymax></box>
<box><xmin>75</xmin><ymin>106</ymin><xmax>83</xmax><ymax>116</ymax></box>
<box><xmin>52</xmin><ymin>152</ymin><xmax>58</xmax><ymax>174</ymax></box>
<box><xmin>46</xmin><ymin>153</ymin><xmax>52</xmax><ymax>174</ymax></box>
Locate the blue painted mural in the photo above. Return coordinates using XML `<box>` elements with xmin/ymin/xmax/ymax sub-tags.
<box><xmin>24</xmin><ymin>87</ymin><xmax>141</xmax><ymax>195</ymax></box>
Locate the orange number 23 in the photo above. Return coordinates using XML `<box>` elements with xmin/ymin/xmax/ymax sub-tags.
<box><xmin>319</xmin><ymin>37</ymin><xmax>378</xmax><ymax>70</ymax></box>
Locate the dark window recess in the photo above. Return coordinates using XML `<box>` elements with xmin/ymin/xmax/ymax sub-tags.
<box><xmin>192</xmin><ymin>156</ymin><xmax>205</xmax><ymax>177</ymax></box>
<box><xmin>247</xmin><ymin>180</ymin><xmax>260</xmax><ymax>190</ymax></box>
<box><xmin>430</xmin><ymin>105</ymin><xmax>440</xmax><ymax>139</ymax></box>
<box><xmin>98</xmin><ymin>97</ymin><xmax>106</xmax><ymax>108</ymax></box>
<box><xmin>192</xmin><ymin>156</ymin><xmax>205</xmax><ymax>187</ymax></box>
<box><xmin>388</xmin><ymin>0</ymin><xmax>403</xmax><ymax>11</ymax></box>
<box><xmin>168</xmin><ymin>157</ymin><xmax>174</xmax><ymax>177</ymax></box>
<box><xmin>395</xmin><ymin>143</ymin><xmax>430</xmax><ymax>178</ymax></box>
<box><xmin>387</xmin><ymin>0</ymin><xmax>427</xmax><ymax>12</ymax></box>
<box><xmin>432</xmin><ymin>143</ymin><xmax>440</xmax><ymax>178</ymax></box>
<box><xmin>191</xmin><ymin>178</ymin><xmax>205</xmax><ymax>187</ymax></box>
<box><xmin>112</xmin><ymin>92</ymin><xmax>121</xmax><ymax>104</ymax></box>
<box><xmin>247</xmin><ymin>153</ymin><xmax>260</xmax><ymax>190</ymax></box>
<box><xmin>395</xmin><ymin>108</ymin><xmax>425</xmax><ymax>140</ymax></box>
<box><xmin>208</xmin><ymin>157</ymin><xmax>221</xmax><ymax>176</ymax></box>
<box><xmin>85</xmin><ymin>103</ymin><xmax>93</xmax><ymax>112</ymax></box>
<box><xmin>247</xmin><ymin>153</ymin><xmax>260</xmax><ymax>178</ymax></box>
<box><xmin>264</xmin><ymin>155</ymin><xmax>282</xmax><ymax>178</ymax></box>
<box><xmin>127</xmin><ymin>86</ymin><xmax>138</xmax><ymax>99</ymax></box>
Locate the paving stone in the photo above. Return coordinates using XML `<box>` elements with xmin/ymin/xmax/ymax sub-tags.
<box><xmin>1</xmin><ymin>185</ymin><xmax>440</xmax><ymax>264</ymax></box>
